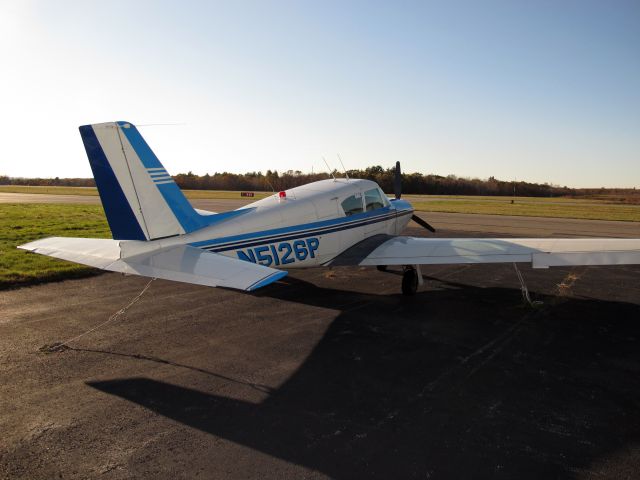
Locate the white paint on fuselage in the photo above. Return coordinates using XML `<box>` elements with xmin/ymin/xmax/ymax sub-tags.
<box><xmin>120</xmin><ymin>178</ymin><xmax>413</xmax><ymax>269</ymax></box>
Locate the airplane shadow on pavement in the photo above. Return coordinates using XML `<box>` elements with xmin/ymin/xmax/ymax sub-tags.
<box><xmin>88</xmin><ymin>276</ymin><xmax>640</xmax><ymax>479</ymax></box>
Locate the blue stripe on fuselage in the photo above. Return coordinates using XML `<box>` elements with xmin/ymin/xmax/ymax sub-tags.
<box><xmin>191</xmin><ymin>207</ymin><xmax>393</xmax><ymax>249</ymax></box>
<box><xmin>191</xmin><ymin>206</ymin><xmax>413</xmax><ymax>253</ymax></box>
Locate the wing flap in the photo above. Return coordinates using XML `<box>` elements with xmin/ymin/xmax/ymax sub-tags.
<box><xmin>357</xmin><ymin>237</ymin><xmax>640</xmax><ymax>268</ymax></box>
<box><xmin>18</xmin><ymin>237</ymin><xmax>286</xmax><ymax>291</ymax></box>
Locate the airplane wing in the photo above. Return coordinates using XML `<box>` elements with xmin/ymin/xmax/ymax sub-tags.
<box><xmin>18</xmin><ymin>237</ymin><xmax>286</xmax><ymax>291</ymax></box>
<box><xmin>330</xmin><ymin>235</ymin><xmax>640</xmax><ymax>268</ymax></box>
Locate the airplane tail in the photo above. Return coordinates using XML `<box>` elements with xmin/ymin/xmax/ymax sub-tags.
<box><xmin>79</xmin><ymin>121</ymin><xmax>207</xmax><ymax>241</ymax></box>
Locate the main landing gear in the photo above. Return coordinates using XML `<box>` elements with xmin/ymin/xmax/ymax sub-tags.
<box><xmin>401</xmin><ymin>267</ymin><xmax>418</xmax><ymax>295</ymax></box>
<box><xmin>376</xmin><ymin>265</ymin><xmax>424</xmax><ymax>295</ymax></box>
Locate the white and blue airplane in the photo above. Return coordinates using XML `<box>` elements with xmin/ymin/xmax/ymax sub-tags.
<box><xmin>19</xmin><ymin>121</ymin><xmax>640</xmax><ymax>295</ymax></box>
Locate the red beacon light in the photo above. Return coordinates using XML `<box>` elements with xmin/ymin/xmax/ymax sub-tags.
<box><xmin>278</xmin><ymin>191</ymin><xmax>287</xmax><ymax>199</ymax></box>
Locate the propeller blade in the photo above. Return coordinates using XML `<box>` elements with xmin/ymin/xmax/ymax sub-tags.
<box><xmin>411</xmin><ymin>214</ymin><xmax>436</xmax><ymax>233</ymax></box>
<box><xmin>394</xmin><ymin>161</ymin><xmax>402</xmax><ymax>199</ymax></box>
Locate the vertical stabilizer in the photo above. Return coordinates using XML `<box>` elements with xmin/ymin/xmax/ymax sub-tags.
<box><xmin>79</xmin><ymin>121</ymin><xmax>205</xmax><ymax>241</ymax></box>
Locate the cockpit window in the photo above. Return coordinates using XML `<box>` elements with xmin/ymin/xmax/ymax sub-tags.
<box><xmin>341</xmin><ymin>193</ymin><xmax>364</xmax><ymax>216</ymax></box>
<box><xmin>364</xmin><ymin>188</ymin><xmax>385</xmax><ymax>211</ymax></box>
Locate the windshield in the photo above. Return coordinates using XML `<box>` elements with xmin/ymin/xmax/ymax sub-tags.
<box><xmin>364</xmin><ymin>188</ymin><xmax>385</xmax><ymax>211</ymax></box>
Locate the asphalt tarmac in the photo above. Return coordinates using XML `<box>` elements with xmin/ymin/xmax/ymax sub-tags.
<box><xmin>1</xmin><ymin>196</ymin><xmax>640</xmax><ymax>479</ymax></box>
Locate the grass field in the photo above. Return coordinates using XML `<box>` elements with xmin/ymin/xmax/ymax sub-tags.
<box><xmin>3</xmin><ymin>184</ymin><xmax>638</xmax><ymax>204</ymax></box>
<box><xmin>0</xmin><ymin>204</ymin><xmax>110</xmax><ymax>289</ymax></box>
<box><xmin>403</xmin><ymin>194</ymin><xmax>624</xmax><ymax>205</ymax></box>
<box><xmin>411</xmin><ymin>200</ymin><xmax>640</xmax><ymax>222</ymax></box>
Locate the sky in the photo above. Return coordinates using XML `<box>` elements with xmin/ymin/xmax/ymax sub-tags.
<box><xmin>1</xmin><ymin>0</ymin><xmax>638</xmax><ymax>188</ymax></box>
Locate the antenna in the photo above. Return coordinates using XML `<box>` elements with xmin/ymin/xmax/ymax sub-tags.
<box><xmin>136</xmin><ymin>123</ymin><xmax>187</xmax><ymax>127</ymax></box>
<box><xmin>322</xmin><ymin>156</ymin><xmax>336</xmax><ymax>181</ymax></box>
<box><xmin>265</xmin><ymin>179</ymin><xmax>275</xmax><ymax>193</ymax></box>
<box><xmin>337</xmin><ymin>154</ymin><xmax>349</xmax><ymax>180</ymax></box>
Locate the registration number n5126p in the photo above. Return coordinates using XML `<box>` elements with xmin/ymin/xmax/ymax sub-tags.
<box><xmin>236</xmin><ymin>238</ymin><xmax>320</xmax><ymax>267</ymax></box>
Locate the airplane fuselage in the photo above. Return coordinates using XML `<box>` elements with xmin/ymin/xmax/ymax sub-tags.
<box><xmin>185</xmin><ymin>179</ymin><xmax>414</xmax><ymax>268</ymax></box>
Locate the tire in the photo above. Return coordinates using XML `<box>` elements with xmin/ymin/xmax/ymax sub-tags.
<box><xmin>376</xmin><ymin>265</ymin><xmax>388</xmax><ymax>272</ymax></box>
<box><xmin>402</xmin><ymin>268</ymin><xmax>418</xmax><ymax>296</ymax></box>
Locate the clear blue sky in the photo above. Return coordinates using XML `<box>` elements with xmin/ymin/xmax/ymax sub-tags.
<box><xmin>1</xmin><ymin>0</ymin><xmax>638</xmax><ymax>187</ymax></box>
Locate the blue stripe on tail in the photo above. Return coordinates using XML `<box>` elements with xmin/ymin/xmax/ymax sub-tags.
<box><xmin>116</xmin><ymin>121</ymin><xmax>207</xmax><ymax>233</ymax></box>
<box><xmin>79</xmin><ymin>125</ymin><xmax>147</xmax><ymax>241</ymax></box>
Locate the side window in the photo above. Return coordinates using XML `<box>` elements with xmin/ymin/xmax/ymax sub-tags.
<box><xmin>341</xmin><ymin>193</ymin><xmax>364</xmax><ymax>216</ymax></box>
<box><xmin>364</xmin><ymin>188</ymin><xmax>385</xmax><ymax>211</ymax></box>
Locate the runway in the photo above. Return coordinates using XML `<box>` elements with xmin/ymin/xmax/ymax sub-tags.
<box><xmin>2</xmin><ymin>195</ymin><xmax>640</xmax><ymax>479</ymax></box>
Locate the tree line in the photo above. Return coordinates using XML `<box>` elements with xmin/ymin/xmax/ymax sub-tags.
<box><xmin>170</xmin><ymin>168</ymin><xmax>574</xmax><ymax>197</ymax></box>
<box><xmin>1</xmin><ymin>167</ymin><xmax>637</xmax><ymax>198</ymax></box>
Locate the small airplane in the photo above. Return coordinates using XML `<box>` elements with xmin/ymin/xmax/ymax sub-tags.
<box><xmin>19</xmin><ymin>121</ymin><xmax>640</xmax><ymax>295</ymax></box>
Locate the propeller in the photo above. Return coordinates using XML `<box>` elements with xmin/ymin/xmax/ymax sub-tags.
<box><xmin>393</xmin><ymin>161</ymin><xmax>402</xmax><ymax>199</ymax></box>
<box><xmin>393</xmin><ymin>160</ymin><xmax>436</xmax><ymax>233</ymax></box>
<box><xmin>411</xmin><ymin>213</ymin><xmax>436</xmax><ymax>233</ymax></box>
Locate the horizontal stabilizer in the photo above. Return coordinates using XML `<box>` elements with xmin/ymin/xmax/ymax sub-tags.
<box><xmin>114</xmin><ymin>245</ymin><xmax>287</xmax><ymax>291</ymax></box>
<box><xmin>18</xmin><ymin>237</ymin><xmax>287</xmax><ymax>291</ymax></box>
<box><xmin>18</xmin><ymin>237</ymin><xmax>122</xmax><ymax>268</ymax></box>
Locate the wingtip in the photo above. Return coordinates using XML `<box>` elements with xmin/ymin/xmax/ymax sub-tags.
<box><xmin>17</xmin><ymin>238</ymin><xmax>46</xmax><ymax>252</ymax></box>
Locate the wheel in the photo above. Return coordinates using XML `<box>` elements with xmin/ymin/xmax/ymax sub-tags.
<box><xmin>401</xmin><ymin>267</ymin><xmax>418</xmax><ymax>296</ymax></box>
<box><xmin>376</xmin><ymin>265</ymin><xmax>388</xmax><ymax>272</ymax></box>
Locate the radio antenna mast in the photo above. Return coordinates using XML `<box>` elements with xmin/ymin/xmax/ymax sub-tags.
<box><xmin>322</xmin><ymin>157</ymin><xmax>336</xmax><ymax>181</ymax></box>
<box><xmin>265</xmin><ymin>179</ymin><xmax>275</xmax><ymax>193</ymax></box>
<box><xmin>136</xmin><ymin>123</ymin><xmax>187</xmax><ymax>127</ymax></box>
<box><xmin>337</xmin><ymin>154</ymin><xmax>349</xmax><ymax>180</ymax></box>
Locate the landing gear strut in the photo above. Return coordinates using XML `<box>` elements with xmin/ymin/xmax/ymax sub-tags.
<box><xmin>401</xmin><ymin>265</ymin><xmax>422</xmax><ymax>296</ymax></box>
<box><xmin>377</xmin><ymin>264</ymin><xmax>423</xmax><ymax>295</ymax></box>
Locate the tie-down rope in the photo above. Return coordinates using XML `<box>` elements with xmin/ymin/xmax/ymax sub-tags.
<box><xmin>513</xmin><ymin>263</ymin><xmax>543</xmax><ymax>307</ymax></box>
<box><xmin>39</xmin><ymin>278</ymin><xmax>156</xmax><ymax>353</ymax></box>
